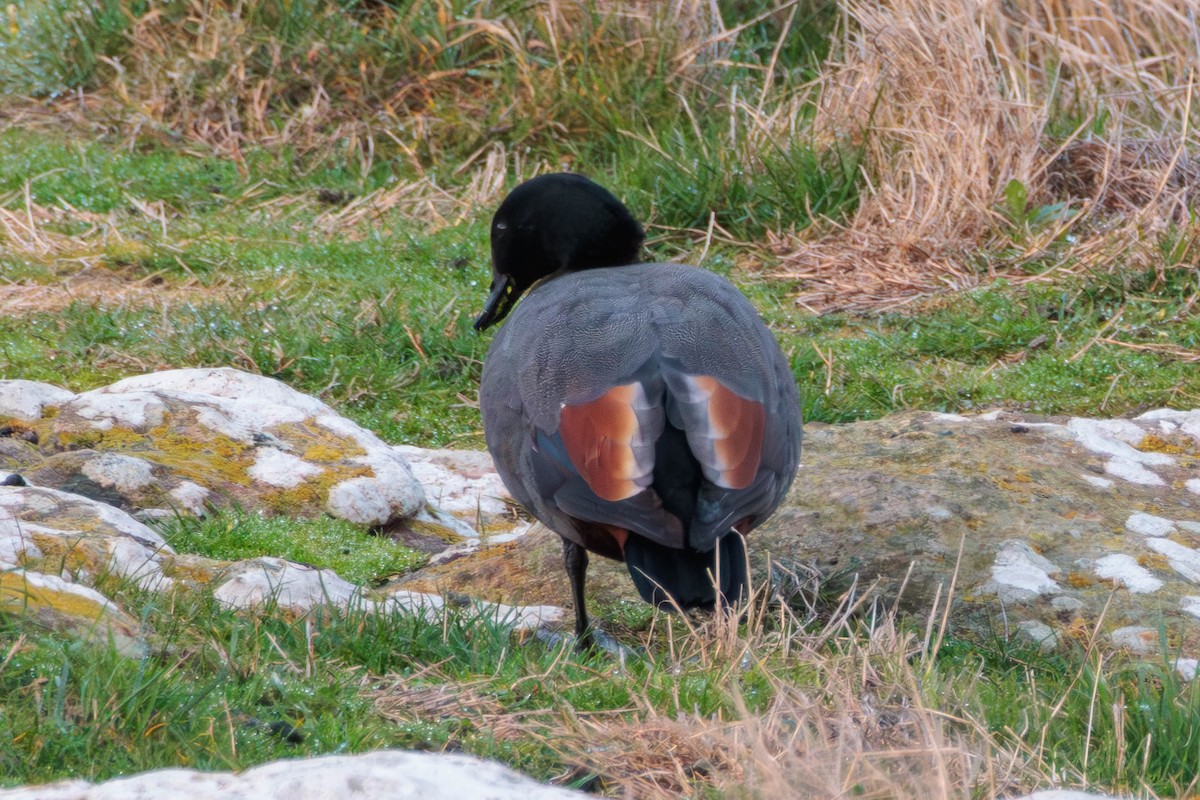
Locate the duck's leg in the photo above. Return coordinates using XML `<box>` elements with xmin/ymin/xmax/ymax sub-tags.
<box><xmin>563</xmin><ymin>539</ymin><xmax>592</xmax><ymax>646</ymax></box>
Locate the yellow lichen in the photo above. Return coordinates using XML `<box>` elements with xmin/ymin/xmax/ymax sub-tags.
<box><xmin>141</xmin><ymin>427</ymin><xmax>255</xmax><ymax>487</ymax></box>
<box><xmin>1137</xmin><ymin>433</ymin><xmax>1194</xmax><ymax>455</ymax></box>
<box><xmin>303</xmin><ymin>443</ymin><xmax>347</xmax><ymax>462</ymax></box>
<box><xmin>1060</xmin><ymin>617</ymin><xmax>1093</xmax><ymax>642</ymax></box>
<box><xmin>24</xmin><ymin>532</ymin><xmax>100</xmax><ymax>575</ymax></box>
<box><xmin>277</xmin><ymin>418</ymin><xmax>368</xmax><ymax>459</ymax></box>
<box><xmin>160</xmin><ymin>553</ymin><xmax>229</xmax><ymax>584</ymax></box>
<box><xmin>0</xmin><ymin>571</ymin><xmax>108</xmax><ymax>621</ymax></box>
<box><xmin>261</xmin><ymin>466</ymin><xmax>374</xmax><ymax>514</ymax></box>
<box><xmin>406</xmin><ymin>515</ymin><xmax>468</xmax><ymax>545</ymax></box>
<box><xmin>1065</xmin><ymin>572</ymin><xmax>1096</xmax><ymax>588</ymax></box>
<box><xmin>1137</xmin><ymin>553</ymin><xmax>1172</xmax><ymax>572</ymax></box>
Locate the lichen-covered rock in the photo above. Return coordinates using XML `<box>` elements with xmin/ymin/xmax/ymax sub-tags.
<box><xmin>0</xmin><ymin>482</ymin><xmax>560</xmax><ymax>653</ymax></box>
<box><xmin>0</xmin><ymin>749</ymin><xmax>586</xmax><ymax>800</ymax></box>
<box><xmin>397</xmin><ymin>409</ymin><xmax>1200</xmax><ymax>671</ymax></box>
<box><xmin>0</xmin><ymin>569</ymin><xmax>146</xmax><ymax>657</ymax></box>
<box><xmin>0</xmin><ymin>369</ymin><xmax>431</xmax><ymax>528</ymax></box>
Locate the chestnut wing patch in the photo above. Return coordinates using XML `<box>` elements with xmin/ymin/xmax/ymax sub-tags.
<box><xmin>676</xmin><ymin>375</ymin><xmax>766</xmax><ymax>490</ymax></box>
<box><xmin>558</xmin><ymin>382</ymin><xmax>659</xmax><ymax>502</ymax></box>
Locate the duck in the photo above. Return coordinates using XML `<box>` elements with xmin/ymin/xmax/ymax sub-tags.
<box><xmin>475</xmin><ymin>173</ymin><xmax>802</xmax><ymax>646</ymax></box>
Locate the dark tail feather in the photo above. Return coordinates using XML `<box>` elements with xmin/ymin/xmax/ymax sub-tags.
<box><xmin>624</xmin><ymin>532</ymin><xmax>747</xmax><ymax>610</ymax></box>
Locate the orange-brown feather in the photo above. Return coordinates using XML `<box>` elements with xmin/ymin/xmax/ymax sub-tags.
<box><xmin>689</xmin><ymin>376</ymin><xmax>766</xmax><ymax>489</ymax></box>
<box><xmin>558</xmin><ymin>383</ymin><xmax>642</xmax><ymax>502</ymax></box>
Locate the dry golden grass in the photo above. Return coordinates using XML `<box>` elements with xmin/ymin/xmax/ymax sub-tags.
<box><xmin>0</xmin><ymin>268</ymin><xmax>230</xmax><ymax>316</ymax></box>
<box><xmin>53</xmin><ymin>0</ymin><xmax>728</xmax><ymax>171</ymax></box>
<box><xmin>370</xmin><ymin>583</ymin><xmax>1033</xmax><ymax>799</ymax></box>
<box><xmin>778</xmin><ymin>0</ymin><xmax>1200</xmax><ymax>311</ymax></box>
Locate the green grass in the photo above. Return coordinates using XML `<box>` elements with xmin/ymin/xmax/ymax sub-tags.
<box><xmin>3</xmin><ymin>588</ymin><xmax>1198</xmax><ymax>795</ymax></box>
<box><xmin>157</xmin><ymin>510</ymin><xmax>426</xmax><ymax>584</ymax></box>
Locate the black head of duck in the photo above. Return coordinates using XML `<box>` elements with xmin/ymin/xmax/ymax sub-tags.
<box><xmin>474</xmin><ymin>173</ymin><xmax>645</xmax><ymax>330</ymax></box>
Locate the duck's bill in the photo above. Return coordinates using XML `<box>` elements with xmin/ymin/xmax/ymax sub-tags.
<box><xmin>474</xmin><ymin>274</ymin><xmax>517</xmax><ymax>330</ymax></box>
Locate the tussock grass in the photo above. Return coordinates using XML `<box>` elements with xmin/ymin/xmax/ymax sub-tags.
<box><xmin>780</xmin><ymin>0</ymin><xmax>1200</xmax><ymax>311</ymax></box>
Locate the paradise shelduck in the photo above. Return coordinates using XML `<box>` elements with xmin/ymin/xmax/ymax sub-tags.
<box><xmin>475</xmin><ymin>173</ymin><xmax>802</xmax><ymax>646</ymax></box>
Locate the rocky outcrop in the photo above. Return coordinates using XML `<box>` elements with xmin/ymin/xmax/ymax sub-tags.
<box><xmin>0</xmin><ymin>369</ymin><xmax>467</xmax><ymax>531</ymax></box>
<box><xmin>400</xmin><ymin>409</ymin><xmax>1200</xmax><ymax>677</ymax></box>
<box><xmin>0</xmin><ymin>750</ymin><xmax>585</xmax><ymax>800</ymax></box>
<box><xmin>5</xmin><ymin>368</ymin><xmax>1200</xmax><ymax>673</ymax></box>
<box><xmin>0</xmin><ymin>370</ymin><xmax>558</xmax><ymax>656</ymax></box>
<box><xmin>0</xmin><ymin>482</ymin><xmax>561</xmax><ymax>655</ymax></box>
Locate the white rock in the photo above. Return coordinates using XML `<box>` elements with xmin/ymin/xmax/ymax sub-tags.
<box><xmin>0</xmin><ymin>517</ymin><xmax>44</xmax><ymax>567</ymax></box>
<box><xmin>1143</xmin><ymin>537</ymin><xmax>1200</xmax><ymax>583</ymax></box>
<box><xmin>0</xmin><ymin>379</ymin><xmax>75</xmax><ymax>421</ymax></box>
<box><xmin>106</xmin><ymin>537</ymin><xmax>172</xmax><ymax>592</ymax></box>
<box><xmin>1110</xmin><ymin>625</ymin><xmax>1157</xmax><ymax>654</ymax></box>
<box><xmin>1136</xmin><ymin>408</ymin><xmax>1200</xmax><ymax>443</ymax></box>
<box><xmin>984</xmin><ymin>540</ymin><xmax>1062</xmax><ymax>601</ymax></box>
<box><xmin>1</xmin><ymin>485</ymin><xmax>170</xmax><ymax>550</ymax></box>
<box><xmin>1017</xmin><ymin>620</ymin><xmax>1057</xmax><ymax>651</ymax></box>
<box><xmin>1079</xmin><ymin>474</ymin><xmax>1113</xmax><ymax>489</ymax></box>
<box><xmin>1182</xmin><ymin>596</ymin><xmax>1200</xmax><ymax>620</ymax></box>
<box><xmin>61</xmin><ymin>369</ymin><xmax>430</xmax><ymax>527</ymax></box>
<box><xmin>1093</xmin><ymin>554</ymin><xmax>1163</xmax><ymax>594</ymax></box>
<box><xmin>1067</xmin><ymin>418</ymin><xmax>1158</xmax><ymax>450</ymax></box>
<box><xmin>81</xmin><ymin>453</ymin><xmax>157</xmax><ymax>493</ymax></box>
<box><xmin>1124</xmin><ymin>512</ymin><xmax>1175</xmax><ymax>538</ymax></box>
<box><xmin>169</xmin><ymin>481</ymin><xmax>211</xmax><ymax>515</ymax></box>
<box><xmin>394</xmin><ymin>445</ymin><xmax>514</xmax><ymax>519</ymax></box>
<box><xmin>1103</xmin><ymin>457</ymin><xmax>1165</xmax><ymax>486</ymax></box>
<box><xmin>1176</xmin><ymin>658</ymin><xmax>1199</xmax><ymax>681</ymax></box>
<box><xmin>248</xmin><ymin>448</ymin><xmax>324</xmax><ymax>488</ymax></box>
<box><xmin>1187</xmin><ymin>478</ymin><xmax>1200</xmax><ymax>496</ymax></box>
<box><xmin>0</xmin><ymin>749</ymin><xmax>585</xmax><ymax>800</ymax></box>
<box><xmin>6</xmin><ymin>569</ymin><xmax>117</xmax><ymax>613</ymax></box>
<box><xmin>211</xmin><ymin>557</ymin><xmax>561</xmax><ymax>634</ymax></box>
<box><xmin>108</xmin><ymin>368</ymin><xmax>332</xmax><ymax>416</ymax></box>
<box><xmin>213</xmin><ymin>557</ymin><xmax>361</xmax><ymax>612</ymax></box>
<box><xmin>1067</xmin><ymin>418</ymin><xmax>1172</xmax><ymax>486</ymax></box>
<box><xmin>326</xmin><ymin>453</ymin><xmax>424</xmax><ymax>526</ymax></box>
<box><xmin>69</xmin><ymin>389</ymin><xmax>167</xmax><ymax>431</ymax></box>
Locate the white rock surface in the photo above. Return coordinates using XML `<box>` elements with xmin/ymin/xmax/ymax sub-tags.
<box><xmin>394</xmin><ymin>445</ymin><xmax>514</xmax><ymax>519</ymax></box>
<box><xmin>211</xmin><ymin>556</ymin><xmax>562</xmax><ymax>632</ymax></box>
<box><xmin>1093</xmin><ymin>554</ymin><xmax>1163</xmax><ymax>594</ymax></box>
<box><xmin>1066</xmin><ymin>418</ymin><xmax>1172</xmax><ymax>486</ymax></box>
<box><xmin>1110</xmin><ymin>625</ymin><xmax>1157</xmax><ymax>654</ymax></box>
<box><xmin>0</xmin><ymin>379</ymin><xmax>76</xmax><ymax>421</ymax></box>
<box><xmin>982</xmin><ymin>540</ymin><xmax>1062</xmax><ymax>602</ymax></box>
<box><xmin>0</xmin><ymin>750</ymin><xmax>585</xmax><ymax>800</ymax></box>
<box><xmin>81</xmin><ymin>453</ymin><xmax>157</xmax><ymax>493</ymax></box>
<box><xmin>1124</xmin><ymin>512</ymin><xmax>1176</xmax><ymax>538</ymax></box>
<box><xmin>247</xmin><ymin>448</ymin><xmax>324</xmax><ymax>488</ymax></box>
<box><xmin>1182</xmin><ymin>596</ymin><xmax>1200</xmax><ymax>620</ymax></box>
<box><xmin>43</xmin><ymin>369</ymin><xmax>429</xmax><ymax>527</ymax></box>
<box><xmin>1143</xmin><ymin>536</ymin><xmax>1200</xmax><ymax>583</ymax></box>
<box><xmin>169</xmin><ymin>481</ymin><xmax>211</xmax><ymax>515</ymax></box>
